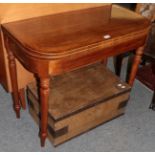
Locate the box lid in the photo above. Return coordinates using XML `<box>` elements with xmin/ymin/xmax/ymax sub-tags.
<box><xmin>28</xmin><ymin>63</ymin><xmax>131</xmax><ymax>121</ymax></box>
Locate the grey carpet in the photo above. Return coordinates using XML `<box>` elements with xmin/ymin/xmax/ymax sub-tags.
<box><xmin>0</xmin><ymin>58</ymin><xmax>155</xmax><ymax>152</ymax></box>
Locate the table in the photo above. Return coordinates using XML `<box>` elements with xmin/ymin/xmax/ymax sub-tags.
<box><xmin>2</xmin><ymin>5</ymin><xmax>150</xmax><ymax>147</ymax></box>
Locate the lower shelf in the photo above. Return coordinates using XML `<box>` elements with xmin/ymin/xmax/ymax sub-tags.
<box><xmin>27</xmin><ymin>63</ymin><xmax>131</xmax><ymax>146</ymax></box>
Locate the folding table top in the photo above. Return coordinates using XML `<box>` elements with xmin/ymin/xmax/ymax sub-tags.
<box><xmin>2</xmin><ymin>5</ymin><xmax>150</xmax><ymax>60</ymax></box>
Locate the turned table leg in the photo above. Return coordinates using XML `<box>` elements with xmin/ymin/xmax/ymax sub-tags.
<box><xmin>114</xmin><ymin>54</ymin><xmax>124</xmax><ymax>76</ymax></box>
<box><xmin>128</xmin><ymin>46</ymin><xmax>144</xmax><ymax>86</ymax></box>
<box><xmin>39</xmin><ymin>77</ymin><xmax>50</xmax><ymax>147</ymax></box>
<box><xmin>101</xmin><ymin>58</ymin><xmax>108</xmax><ymax>66</ymax></box>
<box><xmin>7</xmin><ymin>49</ymin><xmax>21</xmax><ymax>118</ymax></box>
<box><xmin>126</xmin><ymin>54</ymin><xmax>134</xmax><ymax>82</ymax></box>
<box><xmin>19</xmin><ymin>88</ymin><xmax>26</xmax><ymax>110</ymax></box>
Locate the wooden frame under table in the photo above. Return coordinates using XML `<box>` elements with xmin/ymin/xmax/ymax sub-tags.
<box><xmin>2</xmin><ymin>5</ymin><xmax>150</xmax><ymax>147</ymax></box>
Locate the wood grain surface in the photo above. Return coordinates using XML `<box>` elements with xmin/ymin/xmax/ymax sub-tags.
<box><xmin>0</xmin><ymin>3</ymin><xmax>110</xmax><ymax>92</ymax></box>
<box><xmin>2</xmin><ymin>5</ymin><xmax>149</xmax><ymax>59</ymax></box>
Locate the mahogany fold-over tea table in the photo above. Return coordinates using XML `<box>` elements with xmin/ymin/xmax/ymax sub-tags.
<box><xmin>2</xmin><ymin>5</ymin><xmax>150</xmax><ymax>146</ymax></box>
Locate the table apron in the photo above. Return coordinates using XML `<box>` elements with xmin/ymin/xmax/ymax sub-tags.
<box><xmin>48</xmin><ymin>36</ymin><xmax>146</xmax><ymax>75</ymax></box>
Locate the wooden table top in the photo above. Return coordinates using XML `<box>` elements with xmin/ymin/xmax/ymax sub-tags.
<box><xmin>2</xmin><ymin>5</ymin><xmax>150</xmax><ymax>60</ymax></box>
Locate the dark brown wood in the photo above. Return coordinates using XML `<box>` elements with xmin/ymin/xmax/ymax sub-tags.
<box><xmin>136</xmin><ymin>63</ymin><xmax>155</xmax><ymax>90</ymax></box>
<box><xmin>114</xmin><ymin>51</ymin><xmax>136</xmax><ymax>82</ymax></box>
<box><xmin>137</xmin><ymin>63</ymin><xmax>155</xmax><ymax>110</ymax></box>
<box><xmin>118</xmin><ymin>100</ymin><xmax>128</xmax><ymax>109</ymax></box>
<box><xmin>128</xmin><ymin>46</ymin><xmax>144</xmax><ymax>86</ymax></box>
<box><xmin>47</xmin><ymin>126</ymin><xmax>68</xmax><ymax>139</ymax></box>
<box><xmin>4</xmin><ymin>37</ymin><xmax>21</xmax><ymax>118</ymax></box>
<box><xmin>1</xmin><ymin>5</ymin><xmax>150</xmax><ymax>147</ymax></box>
<box><xmin>136</xmin><ymin>63</ymin><xmax>155</xmax><ymax>110</ymax></box>
<box><xmin>126</xmin><ymin>53</ymin><xmax>134</xmax><ymax>82</ymax></box>
<box><xmin>18</xmin><ymin>88</ymin><xmax>26</xmax><ymax>109</ymax></box>
<box><xmin>114</xmin><ymin>54</ymin><xmax>124</xmax><ymax>76</ymax></box>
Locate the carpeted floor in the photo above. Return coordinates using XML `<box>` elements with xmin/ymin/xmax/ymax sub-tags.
<box><xmin>0</xmin><ymin>58</ymin><xmax>155</xmax><ymax>152</ymax></box>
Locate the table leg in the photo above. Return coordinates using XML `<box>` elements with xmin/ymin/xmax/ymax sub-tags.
<box><xmin>19</xmin><ymin>88</ymin><xmax>26</xmax><ymax>110</ymax></box>
<box><xmin>7</xmin><ymin>49</ymin><xmax>21</xmax><ymax>118</ymax></box>
<box><xmin>128</xmin><ymin>46</ymin><xmax>144</xmax><ymax>86</ymax></box>
<box><xmin>126</xmin><ymin>54</ymin><xmax>134</xmax><ymax>82</ymax></box>
<box><xmin>114</xmin><ymin>54</ymin><xmax>124</xmax><ymax>76</ymax></box>
<box><xmin>101</xmin><ymin>58</ymin><xmax>108</xmax><ymax>66</ymax></box>
<box><xmin>39</xmin><ymin>77</ymin><xmax>50</xmax><ymax>147</ymax></box>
